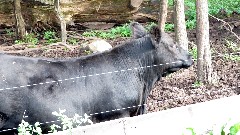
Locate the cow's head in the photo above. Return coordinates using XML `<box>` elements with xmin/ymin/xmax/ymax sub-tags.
<box><xmin>131</xmin><ymin>22</ymin><xmax>193</xmax><ymax>77</ymax></box>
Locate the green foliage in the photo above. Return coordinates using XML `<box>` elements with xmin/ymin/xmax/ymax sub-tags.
<box><xmin>185</xmin><ymin>0</ymin><xmax>240</xmax><ymax>18</ymax></box>
<box><xmin>50</xmin><ymin>109</ymin><xmax>93</xmax><ymax>133</ymax></box>
<box><xmin>14</xmin><ymin>40</ymin><xmax>24</xmax><ymax>44</ymax></box>
<box><xmin>82</xmin><ymin>30</ymin><xmax>97</xmax><ymax>37</ymax></box>
<box><xmin>189</xmin><ymin>46</ymin><xmax>197</xmax><ymax>60</ymax></box>
<box><xmin>50</xmin><ymin>124</ymin><xmax>61</xmax><ymax>133</ymax></box>
<box><xmin>169</xmin><ymin>0</ymin><xmax>240</xmax><ymax>30</ymax></box>
<box><xmin>224</xmin><ymin>54</ymin><xmax>240</xmax><ymax>61</ymax></box>
<box><xmin>186</xmin><ymin>19</ymin><xmax>196</xmax><ymax>30</ymax></box>
<box><xmin>25</xmin><ymin>33</ymin><xmax>39</xmax><ymax>45</ymax></box>
<box><xmin>110</xmin><ymin>23</ymin><xmax>131</xmax><ymax>37</ymax></box>
<box><xmin>44</xmin><ymin>30</ymin><xmax>58</xmax><ymax>44</ymax></box>
<box><xmin>223</xmin><ymin>40</ymin><xmax>240</xmax><ymax>61</ymax></box>
<box><xmin>84</xmin><ymin>50</ymin><xmax>92</xmax><ymax>55</ymax></box>
<box><xmin>165</xmin><ymin>23</ymin><xmax>174</xmax><ymax>31</ymax></box>
<box><xmin>183</xmin><ymin>128</ymin><xmax>196</xmax><ymax>135</ymax></box>
<box><xmin>208</xmin><ymin>0</ymin><xmax>240</xmax><ymax>16</ymax></box>
<box><xmin>18</xmin><ymin>109</ymin><xmax>93</xmax><ymax>134</ymax></box>
<box><xmin>5</xmin><ymin>28</ymin><xmax>14</xmax><ymax>37</ymax></box>
<box><xmin>219</xmin><ymin>121</ymin><xmax>240</xmax><ymax>135</ymax></box>
<box><xmin>18</xmin><ymin>120</ymin><xmax>42</xmax><ymax>135</ymax></box>
<box><xmin>192</xmin><ymin>80</ymin><xmax>203</xmax><ymax>88</ymax></box>
<box><xmin>225</xmin><ymin>40</ymin><xmax>240</xmax><ymax>52</ymax></box>
<box><xmin>185</xmin><ymin>119</ymin><xmax>240</xmax><ymax>135</ymax></box>
<box><xmin>15</xmin><ymin>33</ymin><xmax>39</xmax><ymax>45</ymax></box>
<box><xmin>81</xmin><ymin>0</ymin><xmax>239</xmax><ymax>39</ymax></box>
<box><xmin>184</xmin><ymin>0</ymin><xmax>196</xmax><ymax>20</ymax></box>
<box><xmin>82</xmin><ymin>23</ymin><xmax>131</xmax><ymax>39</ymax></box>
<box><xmin>168</xmin><ymin>0</ymin><xmax>174</xmax><ymax>6</ymax></box>
<box><xmin>145</xmin><ymin>22</ymin><xmax>175</xmax><ymax>32</ymax></box>
<box><xmin>145</xmin><ymin>22</ymin><xmax>157</xmax><ymax>31</ymax></box>
<box><xmin>229</xmin><ymin>123</ymin><xmax>240</xmax><ymax>135</ymax></box>
<box><xmin>68</xmin><ymin>38</ymin><xmax>79</xmax><ymax>45</ymax></box>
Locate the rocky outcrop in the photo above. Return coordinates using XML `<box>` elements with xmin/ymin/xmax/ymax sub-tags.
<box><xmin>0</xmin><ymin>0</ymin><xmax>174</xmax><ymax>29</ymax></box>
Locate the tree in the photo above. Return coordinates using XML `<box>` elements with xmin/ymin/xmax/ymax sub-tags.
<box><xmin>196</xmin><ymin>0</ymin><xmax>212</xmax><ymax>83</ymax></box>
<box><xmin>173</xmin><ymin>0</ymin><xmax>188</xmax><ymax>51</ymax></box>
<box><xmin>158</xmin><ymin>0</ymin><xmax>168</xmax><ymax>32</ymax></box>
<box><xmin>14</xmin><ymin>0</ymin><xmax>26</xmax><ymax>39</ymax></box>
<box><xmin>54</xmin><ymin>0</ymin><xmax>67</xmax><ymax>44</ymax></box>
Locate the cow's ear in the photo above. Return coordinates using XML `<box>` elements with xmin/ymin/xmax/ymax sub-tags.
<box><xmin>130</xmin><ymin>22</ymin><xmax>147</xmax><ymax>39</ymax></box>
<box><xmin>149</xmin><ymin>25</ymin><xmax>161</xmax><ymax>44</ymax></box>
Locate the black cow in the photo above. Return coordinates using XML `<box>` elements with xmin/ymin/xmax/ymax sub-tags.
<box><xmin>0</xmin><ymin>22</ymin><xmax>193</xmax><ymax>134</ymax></box>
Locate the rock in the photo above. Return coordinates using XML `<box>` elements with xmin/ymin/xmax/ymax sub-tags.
<box><xmin>87</xmin><ymin>40</ymin><xmax>112</xmax><ymax>53</ymax></box>
<box><xmin>130</xmin><ymin>0</ymin><xmax>144</xmax><ymax>8</ymax></box>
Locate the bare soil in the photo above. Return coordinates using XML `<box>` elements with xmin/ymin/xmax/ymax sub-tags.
<box><xmin>148</xmin><ymin>16</ymin><xmax>240</xmax><ymax>113</ymax></box>
<box><xmin>0</xmin><ymin>16</ymin><xmax>239</xmax><ymax>115</ymax></box>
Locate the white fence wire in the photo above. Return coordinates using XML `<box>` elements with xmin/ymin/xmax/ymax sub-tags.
<box><xmin>0</xmin><ymin>52</ymin><xmax>239</xmax><ymax>92</ymax></box>
<box><xmin>0</xmin><ymin>52</ymin><xmax>239</xmax><ymax>133</ymax></box>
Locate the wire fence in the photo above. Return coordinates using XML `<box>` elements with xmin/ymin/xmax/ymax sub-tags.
<box><xmin>0</xmin><ymin>86</ymin><xmax>238</xmax><ymax>133</ymax></box>
<box><xmin>0</xmin><ymin>52</ymin><xmax>239</xmax><ymax>92</ymax></box>
<box><xmin>0</xmin><ymin>52</ymin><xmax>239</xmax><ymax>133</ymax></box>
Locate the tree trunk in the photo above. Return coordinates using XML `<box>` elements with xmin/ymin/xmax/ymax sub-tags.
<box><xmin>174</xmin><ymin>0</ymin><xmax>188</xmax><ymax>51</ymax></box>
<box><xmin>54</xmin><ymin>0</ymin><xmax>67</xmax><ymax>44</ymax></box>
<box><xmin>14</xmin><ymin>0</ymin><xmax>26</xmax><ymax>39</ymax></box>
<box><xmin>158</xmin><ymin>0</ymin><xmax>168</xmax><ymax>31</ymax></box>
<box><xmin>196</xmin><ymin>0</ymin><xmax>212</xmax><ymax>83</ymax></box>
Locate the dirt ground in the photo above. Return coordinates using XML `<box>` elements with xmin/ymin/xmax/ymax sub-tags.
<box><xmin>148</xmin><ymin>16</ymin><xmax>240</xmax><ymax>113</ymax></box>
<box><xmin>0</xmin><ymin>16</ymin><xmax>239</xmax><ymax>115</ymax></box>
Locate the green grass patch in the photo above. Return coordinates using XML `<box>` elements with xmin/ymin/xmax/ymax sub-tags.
<box><xmin>82</xmin><ymin>23</ymin><xmax>131</xmax><ymax>39</ymax></box>
<box><xmin>15</xmin><ymin>33</ymin><xmax>39</xmax><ymax>46</ymax></box>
